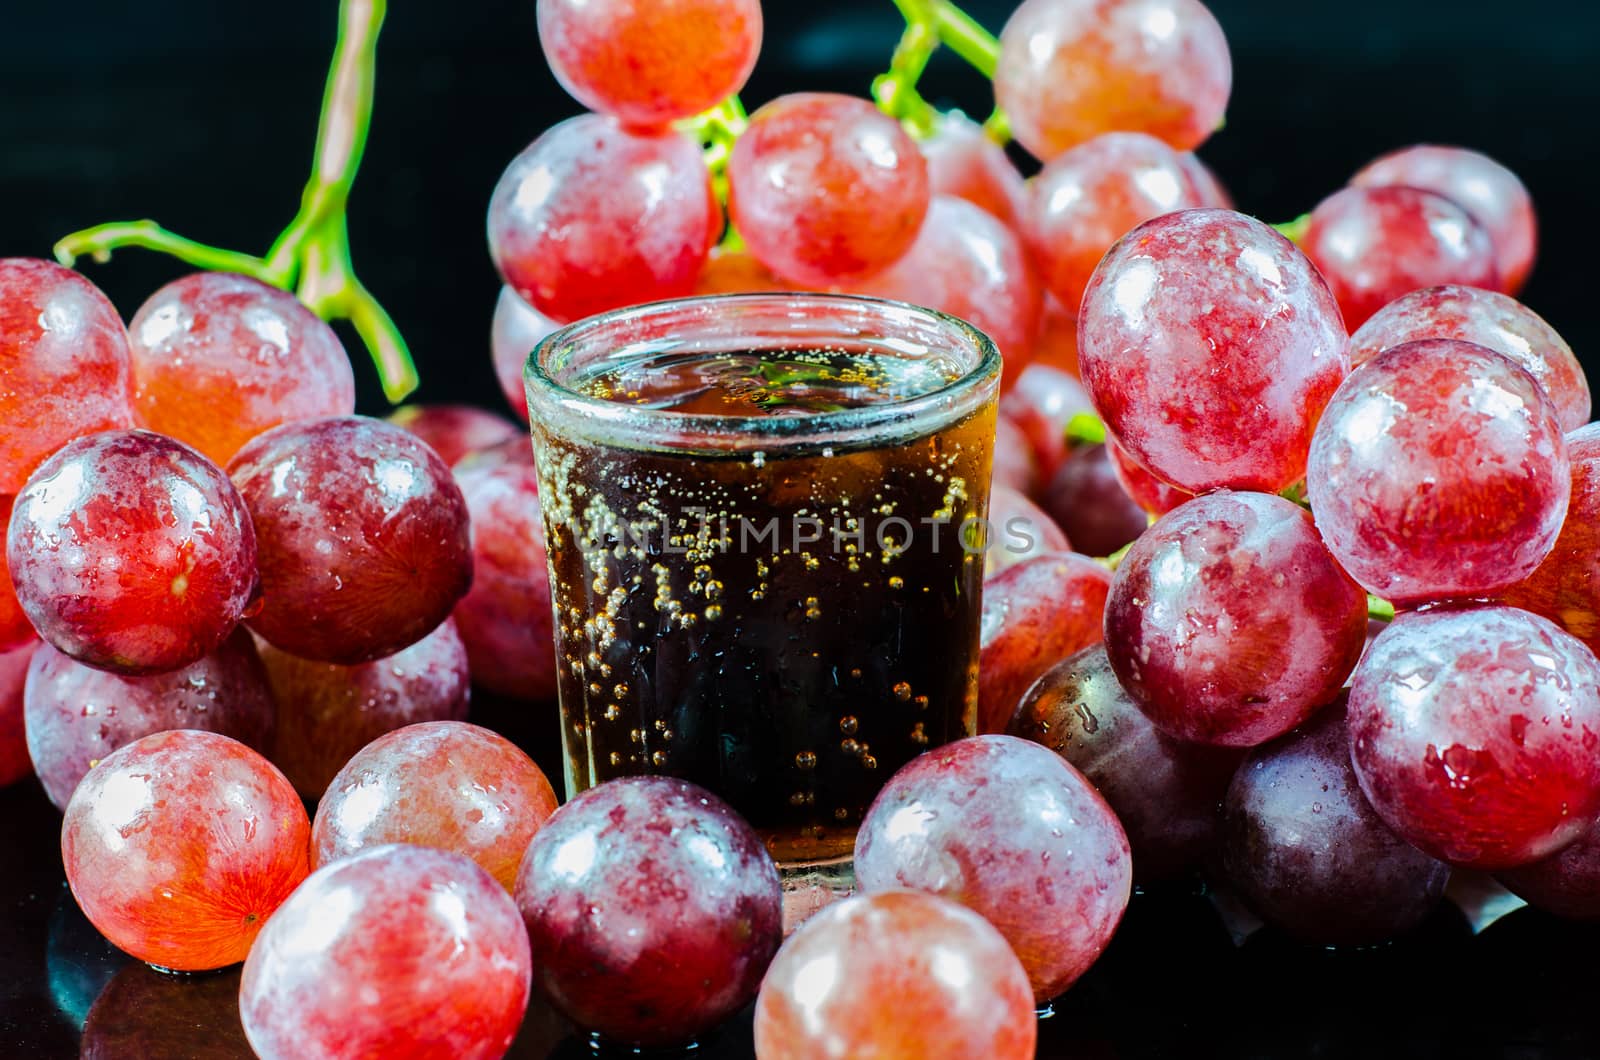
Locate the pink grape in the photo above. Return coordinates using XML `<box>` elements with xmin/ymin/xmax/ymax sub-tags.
<box><xmin>1347</xmin><ymin>607</ymin><xmax>1600</xmax><ymax>869</ymax></box>
<box><xmin>451</xmin><ymin>464</ymin><xmax>557</xmax><ymax>701</ymax></box>
<box><xmin>1011</xmin><ymin>644</ymin><xmax>1242</xmax><ymax>881</ymax></box>
<box><xmin>728</xmin><ymin>93</ymin><xmax>930</xmax><ymax>286</ymax></box>
<box><xmin>490</xmin><ymin>287</ymin><xmax>557</xmax><ymax>422</ymax></box>
<box><xmin>0</xmin><ymin>258</ymin><xmax>135</xmax><ymax>494</ymax></box>
<box><xmin>1022</xmin><ymin>131</ymin><xmax>1206</xmax><ymax>314</ymax></box>
<box><xmin>228</xmin><ymin>416</ymin><xmax>473</xmax><ymax>665</ymax></box>
<box><xmin>921</xmin><ymin>110</ymin><xmax>1027</xmax><ymax>226</ymax></box>
<box><xmin>0</xmin><ymin>640</ymin><xmax>35</xmax><ymax>787</ymax></box>
<box><xmin>488</xmin><ymin>113</ymin><xmax>718</xmax><ymax>323</ymax></box>
<box><xmin>25</xmin><ymin>630</ymin><xmax>274</xmax><ymax>810</ymax></box>
<box><xmin>691</xmin><ymin>246</ymin><xmax>787</xmax><ymax>295</ymax></box>
<box><xmin>1347</xmin><ymin>284</ymin><xmax>1588</xmax><ymax>431</ymax></box>
<box><xmin>1499</xmin><ymin>815</ymin><xmax>1600</xmax><ymax>920</ymax></box>
<box><xmin>753</xmin><ymin>889</ymin><xmax>1037</xmax><ymax>1060</ymax></box>
<box><xmin>257</xmin><ymin>618</ymin><xmax>471</xmax><ymax>799</ymax></box>
<box><xmin>977</xmin><ymin>551</ymin><xmax>1111</xmax><ymax>734</ymax></box>
<box><xmin>994</xmin><ymin>0</ymin><xmax>1232</xmax><ymax>159</ymax></box>
<box><xmin>1221</xmin><ymin>695</ymin><xmax>1451</xmax><ymax>945</ymax></box>
<box><xmin>1039</xmin><ymin>443</ymin><xmax>1150</xmax><ymax>556</ymax></box>
<box><xmin>991</xmin><ymin>414</ymin><xmax>1040</xmax><ymax>496</ymax></box>
<box><xmin>8</xmin><ymin>429</ymin><xmax>258</xmax><ymax>675</ymax></box>
<box><xmin>240</xmin><ymin>844</ymin><xmax>531</xmax><ymax>1060</ymax></box>
<box><xmin>312</xmin><ymin>721</ymin><xmax>558</xmax><ymax>892</ymax></box>
<box><xmin>1106</xmin><ymin>435</ymin><xmax>1191</xmax><ymax>515</ymax></box>
<box><xmin>1028</xmin><ymin>295</ymin><xmax>1081</xmax><ymax>377</ymax></box>
<box><xmin>1301</xmin><ymin>185</ymin><xmax>1500</xmax><ymax>328</ymax></box>
<box><xmin>1352</xmin><ymin>144</ymin><xmax>1537</xmax><ymax>293</ymax></box>
<box><xmin>1077</xmin><ymin>209</ymin><xmax>1349</xmax><ymax>494</ymax></box>
<box><xmin>1306</xmin><ymin>339</ymin><xmax>1569</xmax><ymax>605</ymax></box>
<box><xmin>537</xmin><ymin>0</ymin><xmax>762</xmax><ymax>126</ymax></box>
<box><xmin>127</xmin><ymin>272</ymin><xmax>355</xmax><ymax>467</ymax></box>
<box><xmin>0</xmin><ymin>497</ymin><xmax>35</xmax><ymax>652</ymax></box>
<box><xmin>856</xmin><ymin>735</ymin><xmax>1131</xmax><ymax>1002</ymax></box>
<box><xmin>984</xmin><ymin>483</ymin><xmax>1072</xmax><ymax>579</ymax></box>
<box><xmin>1104</xmin><ymin>490</ymin><xmax>1368</xmax><ymax>747</ymax></box>
<box><xmin>386</xmin><ymin>403</ymin><xmax>520</xmax><ymax>468</ymax></box>
<box><xmin>1179</xmin><ymin>151</ymin><xmax>1233</xmax><ymax>207</ymax></box>
<box><xmin>61</xmin><ymin>729</ymin><xmax>310</xmax><ymax>971</ymax></box>
<box><xmin>1500</xmin><ymin>423</ymin><xmax>1600</xmax><ymax>656</ymax></box>
<box><xmin>999</xmin><ymin>363</ymin><xmax>1095</xmax><ymax>481</ymax></box>
<box><xmin>514</xmin><ymin>776</ymin><xmax>782</xmax><ymax>1048</ymax></box>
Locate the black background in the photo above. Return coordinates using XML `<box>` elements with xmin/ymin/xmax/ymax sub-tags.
<box><xmin>5</xmin><ymin>2</ymin><xmax>1600</xmax><ymax>1057</ymax></box>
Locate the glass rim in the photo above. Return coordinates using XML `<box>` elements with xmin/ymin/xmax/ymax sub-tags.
<box><xmin>524</xmin><ymin>292</ymin><xmax>1002</xmax><ymax>455</ymax></box>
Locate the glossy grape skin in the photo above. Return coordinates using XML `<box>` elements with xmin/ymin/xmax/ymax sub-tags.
<box><xmin>1302</xmin><ymin>185</ymin><xmax>1500</xmax><ymax>328</ymax></box>
<box><xmin>61</xmin><ymin>729</ymin><xmax>310</xmax><ymax>971</ymax></box>
<box><xmin>849</xmin><ymin>195</ymin><xmax>1042</xmax><ymax>376</ymax></box>
<box><xmin>1022</xmin><ymin>132</ymin><xmax>1205</xmax><ymax>314</ymax></box>
<box><xmin>1352</xmin><ymin>144</ymin><xmax>1537</xmax><ymax>294</ymax></box>
<box><xmin>257</xmin><ymin>618</ymin><xmax>471</xmax><ymax>799</ymax></box>
<box><xmin>8</xmin><ymin>429</ymin><xmax>258</xmax><ymax>676</ymax></box>
<box><xmin>387</xmin><ymin>403</ymin><xmax>520</xmax><ymax>468</ymax></box>
<box><xmin>1347</xmin><ymin>285</ymin><xmax>1588</xmax><ymax>431</ymax></box>
<box><xmin>1105</xmin><ymin>491</ymin><xmax>1368</xmax><ymax>747</ymax></box>
<box><xmin>514</xmin><ymin>776</ymin><xmax>781</xmax><ymax>1048</ymax></box>
<box><xmin>1222</xmin><ymin>696</ymin><xmax>1450</xmax><ymax>945</ymax></box>
<box><xmin>1306</xmin><ymin>339</ymin><xmax>1569</xmax><ymax>605</ymax></box>
<box><xmin>1500</xmin><ymin>424</ymin><xmax>1600</xmax><ymax>655</ymax></box>
<box><xmin>728</xmin><ymin>93</ymin><xmax>930</xmax><ymax>286</ymax></box>
<box><xmin>922</xmin><ymin>110</ymin><xmax>1027</xmax><ymax>226</ymax></box>
<box><xmin>127</xmin><ymin>272</ymin><xmax>355</xmax><ymax>467</ymax></box>
<box><xmin>0</xmin><ymin>640</ymin><xmax>35</xmax><ymax>786</ymax></box>
<box><xmin>240</xmin><ymin>844</ymin><xmax>531</xmax><ymax>1060</ymax></box>
<box><xmin>228</xmin><ymin>415</ymin><xmax>473</xmax><ymax>665</ymax></box>
<box><xmin>452</xmin><ymin>464</ymin><xmax>557</xmax><ymax>701</ymax></box>
<box><xmin>977</xmin><ymin>552</ymin><xmax>1111</xmax><ymax>734</ymax></box>
<box><xmin>0</xmin><ymin>258</ymin><xmax>135</xmax><ymax>495</ymax></box>
<box><xmin>1348</xmin><ymin>607</ymin><xmax>1600</xmax><ymax>869</ymax></box>
<box><xmin>312</xmin><ymin>721</ymin><xmax>557</xmax><ymax>892</ymax></box>
<box><xmin>1011</xmin><ymin>644</ymin><xmax>1241</xmax><ymax>881</ymax></box>
<box><xmin>1107</xmin><ymin>435</ymin><xmax>1190</xmax><ymax>515</ymax></box>
<box><xmin>994</xmin><ymin>0</ymin><xmax>1231</xmax><ymax>160</ymax></box>
<box><xmin>1000</xmin><ymin>363</ymin><xmax>1095</xmax><ymax>481</ymax></box>
<box><xmin>1078</xmin><ymin>209</ymin><xmax>1349</xmax><ymax>494</ymax></box>
<box><xmin>992</xmin><ymin>414</ymin><xmax>1040</xmax><ymax>496</ymax></box>
<box><xmin>1498</xmin><ymin>815</ymin><xmax>1600</xmax><ymax>920</ymax></box>
<box><xmin>753</xmin><ymin>889</ymin><xmax>1037</xmax><ymax>1060</ymax></box>
<box><xmin>490</xmin><ymin>286</ymin><xmax>557</xmax><ymax>422</ymax></box>
<box><xmin>537</xmin><ymin>0</ymin><xmax>761</xmax><ymax>126</ymax></box>
<box><xmin>692</xmin><ymin>247</ymin><xmax>788</xmax><ymax>295</ymax></box>
<box><xmin>0</xmin><ymin>496</ymin><xmax>36</xmax><ymax>652</ymax></box>
<box><xmin>488</xmin><ymin>114</ymin><xmax>718</xmax><ymax>323</ymax></box>
<box><xmin>856</xmin><ymin>735</ymin><xmax>1131</xmax><ymax>1002</ymax></box>
<box><xmin>1041</xmin><ymin>444</ymin><xmax>1150</xmax><ymax>557</ymax></box>
<box><xmin>984</xmin><ymin>484</ymin><xmax>1072</xmax><ymax>579</ymax></box>
<box><xmin>25</xmin><ymin>630</ymin><xmax>274</xmax><ymax>810</ymax></box>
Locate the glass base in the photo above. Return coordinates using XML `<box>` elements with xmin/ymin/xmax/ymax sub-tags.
<box><xmin>777</xmin><ymin>854</ymin><xmax>856</xmax><ymax>936</ymax></box>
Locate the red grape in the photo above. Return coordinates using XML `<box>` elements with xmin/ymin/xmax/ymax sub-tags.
<box><xmin>1301</xmin><ymin>185</ymin><xmax>1500</xmax><ymax>328</ymax></box>
<box><xmin>1039</xmin><ymin>443</ymin><xmax>1150</xmax><ymax>557</ymax></box>
<box><xmin>1106</xmin><ymin>435</ymin><xmax>1190</xmax><ymax>515</ymax></box>
<box><xmin>1500</xmin><ymin>423</ymin><xmax>1600</xmax><ymax>655</ymax></box>
<box><xmin>127</xmin><ymin>272</ymin><xmax>355</xmax><ymax>467</ymax></box>
<box><xmin>257</xmin><ymin>618</ymin><xmax>471</xmax><ymax>799</ymax></box>
<box><xmin>1178</xmin><ymin>151</ymin><xmax>1233</xmax><ymax>207</ymax></box>
<box><xmin>1347</xmin><ymin>284</ymin><xmax>1588</xmax><ymax>431</ymax></box>
<box><xmin>61</xmin><ymin>729</ymin><xmax>309</xmax><ymax>971</ymax></box>
<box><xmin>1011</xmin><ymin>644</ymin><xmax>1242</xmax><ymax>881</ymax></box>
<box><xmin>692</xmin><ymin>246</ymin><xmax>788</xmax><ymax>295</ymax></box>
<box><xmin>856</xmin><ymin>735</ymin><xmax>1131</xmax><ymax>1002</ymax></box>
<box><xmin>1000</xmin><ymin>363</ymin><xmax>1095</xmax><ymax>481</ymax></box>
<box><xmin>514</xmin><ymin>776</ymin><xmax>781</xmax><ymax>1048</ymax></box>
<box><xmin>488</xmin><ymin>114</ymin><xmax>718</xmax><ymax>323</ymax></box>
<box><xmin>0</xmin><ymin>258</ymin><xmax>135</xmax><ymax>495</ymax></box>
<box><xmin>1347</xmin><ymin>607</ymin><xmax>1600</xmax><ymax>869</ymax></box>
<box><xmin>239</xmin><ymin>844</ymin><xmax>530</xmax><ymax>1060</ymax></box>
<box><xmin>977</xmin><ymin>551</ymin><xmax>1111</xmax><ymax>734</ymax></box>
<box><xmin>754</xmin><ymin>889</ymin><xmax>1036</xmax><ymax>1059</ymax></box>
<box><xmin>8</xmin><ymin>429</ymin><xmax>258</xmax><ymax>675</ymax></box>
<box><xmin>1351</xmin><ymin>144</ymin><xmax>1537</xmax><ymax>293</ymax></box>
<box><xmin>1306</xmin><ymin>339</ymin><xmax>1569</xmax><ymax>605</ymax></box>
<box><xmin>1028</xmin><ymin>295</ymin><xmax>1082</xmax><ymax>377</ymax></box>
<box><xmin>25</xmin><ymin>630</ymin><xmax>274</xmax><ymax>810</ymax></box>
<box><xmin>994</xmin><ymin>0</ymin><xmax>1232</xmax><ymax>159</ymax></box>
<box><xmin>1022</xmin><ymin>131</ymin><xmax>1205</xmax><ymax>314</ymax></box>
<box><xmin>386</xmin><ymin>403</ymin><xmax>520</xmax><ymax>468</ymax></box>
<box><xmin>921</xmin><ymin>110</ymin><xmax>1027</xmax><ymax>226</ymax></box>
<box><xmin>1221</xmin><ymin>695</ymin><xmax>1450</xmax><ymax>945</ymax></box>
<box><xmin>537</xmin><ymin>0</ymin><xmax>762</xmax><ymax>126</ymax></box>
<box><xmin>984</xmin><ymin>483</ymin><xmax>1072</xmax><ymax>579</ymax></box>
<box><xmin>0</xmin><ymin>640</ymin><xmax>35</xmax><ymax>787</ymax></box>
<box><xmin>228</xmin><ymin>415</ymin><xmax>473</xmax><ymax>665</ymax></box>
<box><xmin>313</xmin><ymin>720</ymin><xmax>558</xmax><ymax>892</ymax></box>
<box><xmin>992</xmin><ymin>414</ymin><xmax>1040</xmax><ymax>496</ymax></box>
<box><xmin>0</xmin><ymin>497</ymin><xmax>35</xmax><ymax>653</ymax></box>
<box><xmin>490</xmin><ymin>286</ymin><xmax>557</xmax><ymax>422</ymax></box>
<box><xmin>1498</xmin><ymin>815</ymin><xmax>1600</xmax><ymax>920</ymax></box>
<box><xmin>452</xmin><ymin>463</ymin><xmax>557</xmax><ymax>701</ymax></box>
<box><xmin>1078</xmin><ymin>209</ymin><xmax>1349</xmax><ymax>494</ymax></box>
<box><xmin>728</xmin><ymin>93</ymin><xmax>930</xmax><ymax>286</ymax></box>
<box><xmin>451</xmin><ymin>434</ymin><xmax>536</xmax><ymax>475</ymax></box>
<box><xmin>1105</xmin><ymin>490</ymin><xmax>1368</xmax><ymax>747</ymax></box>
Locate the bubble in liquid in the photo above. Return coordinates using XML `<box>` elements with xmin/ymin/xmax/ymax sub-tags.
<box><xmin>796</xmin><ymin>751</ymin><xmax>818</xmax><ymax>770</ymax></box>
<box><xmin>893</xmin><ymin>682</ymin><xmax>913</xmax><ymax>701</ymax></box>
<box><xmin>840</xmin><ymin>716</ymin><xmax>860</xmax><ymax>735</ymax></box>
<box><xmin>889</xmin><ymin>576</ymin><xmax>905</xmax><ymax>590</ymax></box>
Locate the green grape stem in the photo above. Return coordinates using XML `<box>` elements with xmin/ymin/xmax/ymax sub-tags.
<box><xmin>876</xmin><ymin>0</ymin><xmax>1009</xmax><ymax>143</ymax></box>
<box><xmin>1272</xmin><ymin>213</ymin><xmax>1312</xmax><ymax>245</ymax></box>
<box><xmin>52</xmin><ymin>0</ymin><xmax>417</xmax><ymax>402</ymax></box>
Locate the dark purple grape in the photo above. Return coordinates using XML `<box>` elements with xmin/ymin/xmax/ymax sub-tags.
<box><xmin>1498</xmin><ymin>816</ymin><xmax>1600</xmax><ymax>920</ymax></box>
<box><xmin>1039</xmin><ymin>443</ymin><xmax>1150</xmax><ymax>557</ymax></box>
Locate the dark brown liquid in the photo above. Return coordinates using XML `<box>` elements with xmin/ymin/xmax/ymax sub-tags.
<box><xmin>535</xmin><ymin>348</ymin><xmax>994</xmax><ymax>862</ymax></box>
